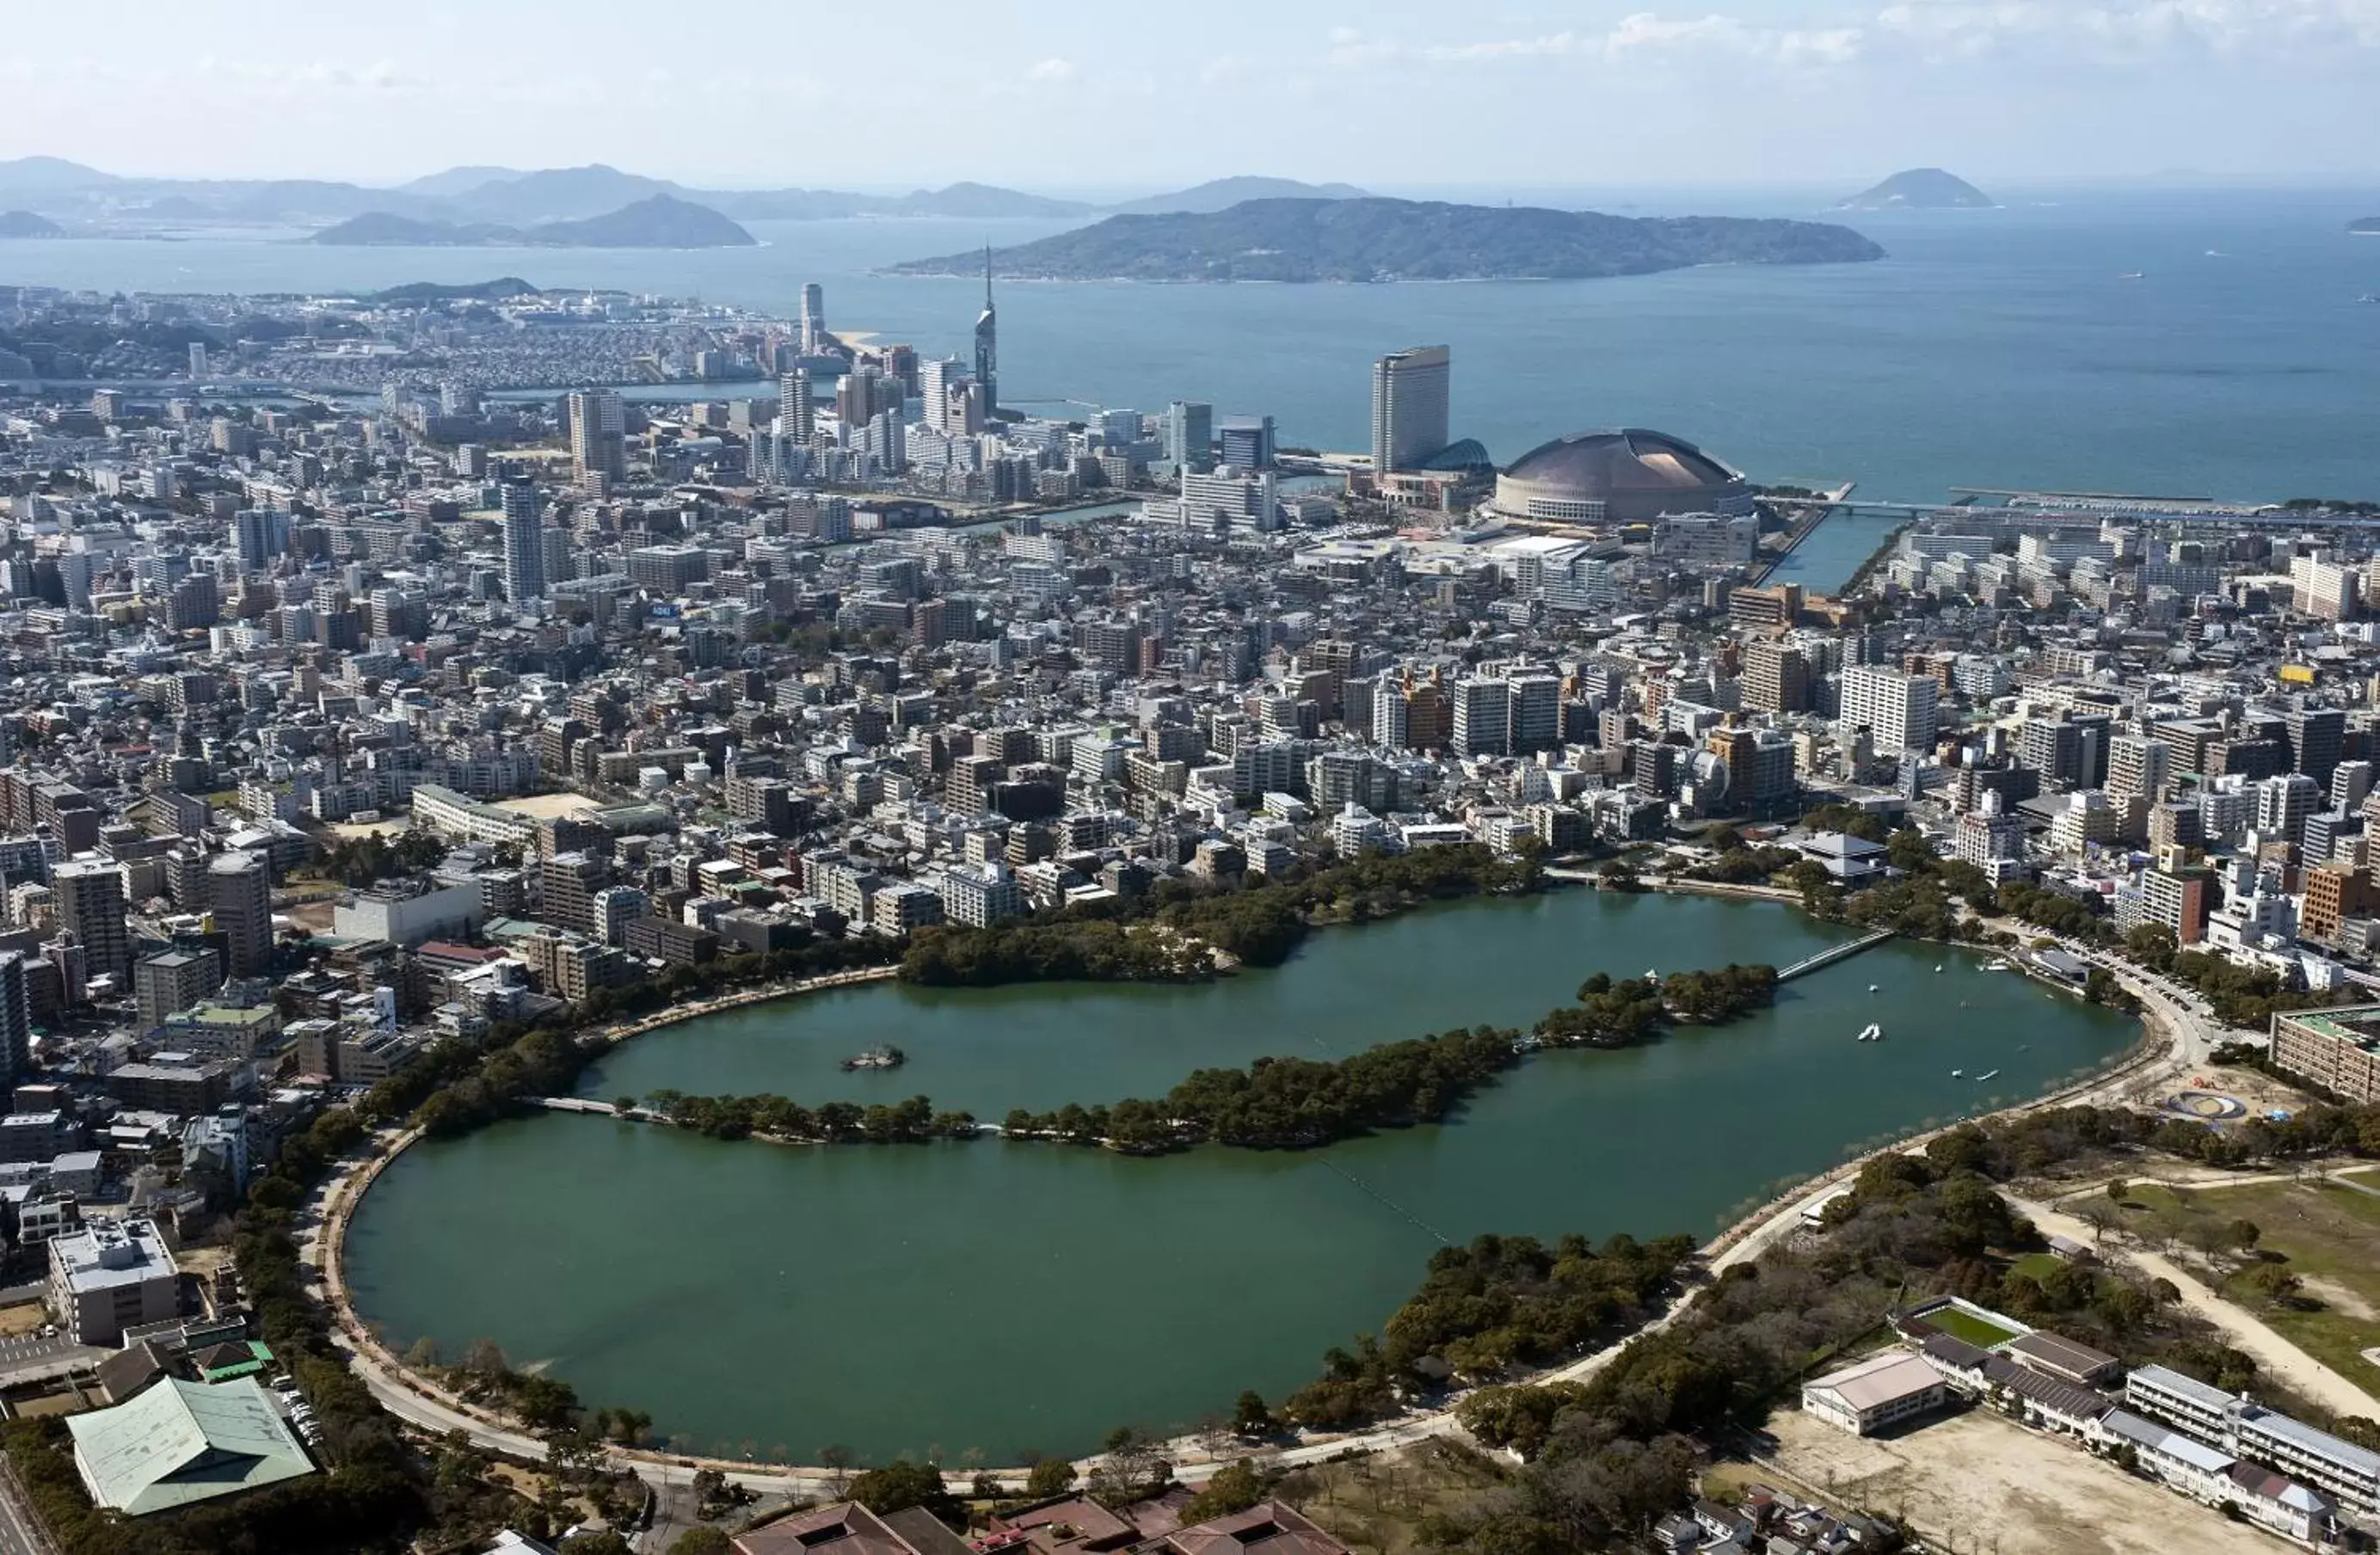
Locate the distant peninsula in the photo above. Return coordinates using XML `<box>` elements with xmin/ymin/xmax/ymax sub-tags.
<box><xmin>1838</xmin><ymin>169</ymin><xmax>1995</xmax><ymax>210</ymax></box>
<box><xmin>314</xmin><ymin>195</ymin><xmax>756</xmax><ymax>249</ymax></box>
<box><xmin>888</xmin><ymin>197</ymin><xmax>1884</xmax><ymax>283</ymax></box>
<box><xmin>2351</xmin><ymin>218</ymin><xmax>2380</xmax><ymax>235</ymax></box>
<box><xmin>0</xmin><ymin>210</ymin><xmax>65</xmax><ymax>238</ymax></box>
<box><xmin>365</xmin><ymin>279</ymin><xmax>543</xmax><ymax>304</ymax></box>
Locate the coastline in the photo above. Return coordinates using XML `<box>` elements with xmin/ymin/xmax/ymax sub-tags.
<box><xmin>318</xmin><ymin>879</ymin><xmax>2190</xmax><ymax>1488</ymax></box>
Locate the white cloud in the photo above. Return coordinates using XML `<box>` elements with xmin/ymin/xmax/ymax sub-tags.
<box><xmin>1329</xmin><ymin>12</ymin><xmax>1867</xmax><ymax>70</ymax></box>
<box><xmin>1027</xmin><ymin>57</ymin><xmax>1076</xmax><ymax>82</ymax></box>
<box><xmin>1876</xmin><ymin>0</ymin><xmax>2380</xmax><ymax>57</ymax></box>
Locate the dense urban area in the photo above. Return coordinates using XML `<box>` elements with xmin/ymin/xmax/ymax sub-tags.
<box><xmin>3</xmin><ymin>270</ymin><xmax>2380</xmax><ymax>1555</ymax></box>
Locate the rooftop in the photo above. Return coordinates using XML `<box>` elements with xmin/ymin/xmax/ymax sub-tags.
<box><xmin>66</xmin><ymin>1376</ymin><xmax>313</xmax><ymax>1515</ymax></box>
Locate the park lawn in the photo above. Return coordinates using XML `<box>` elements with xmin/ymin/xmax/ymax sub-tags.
<box><xmin>1926</xmin><ymin>1307</ymin><xmax>2023</xmax><ymax>1349</ymax></box>
<box><xmin>2008</xmin><ymin>1251</ymin><xmax>2066</xmax><ymax>1285</ymax></box>
<box><xmin>2124</xmin><ymin>1178</ymin><xmax>2380</xmax><ymax>1403</ymax></box>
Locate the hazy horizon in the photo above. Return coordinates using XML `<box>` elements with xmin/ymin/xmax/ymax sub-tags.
<box><xmin>6</xmin><ymin>0</ymin><xmax>2378</xmax><ymax>191</ymax></box>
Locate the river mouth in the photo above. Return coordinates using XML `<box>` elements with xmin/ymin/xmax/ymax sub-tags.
<box><xmin>341</xmin><ymin>891</ymin><xmax>2137</xmax><ymax>1464</ymax></box>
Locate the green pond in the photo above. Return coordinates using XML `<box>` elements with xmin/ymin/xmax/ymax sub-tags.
<box><xmin>342</xmin><ymin>889</ymin><xmax>2137</xmax><ymax>1464</ymax></box>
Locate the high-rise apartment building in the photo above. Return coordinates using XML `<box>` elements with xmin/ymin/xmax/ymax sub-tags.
<box><xmin>799</xmin><ymin>282</ymin><xmax>826</xmax><ymax>353</ymax></box>
<box><xmin>52</xmin><ymin>858</ymin><xmax>128</xmax><ymax>984</ymax></box>
<box><xmin>0</xmin><ymin>952</ymin><xmax>26</xmax><ymax>1085</ymax></box>
<box><xmin>778</xmin><ymin>370</ymin><xmax>815</xmax><ymax>443</ymax></box>
<box><xmin>1742</xmin><ymin>642</ymin><xmax>1811</xmax><ymax>713</ymax></box>
<box><xmin>567</xmin><ymin>390</ymin><xmax>626</xmax><ymax>484</ymax></box>
<box><xmin>1838</xmin><ymin>664</ymin><xmax>1937</xmax><ymax>754</ymax></box>
<box><xmin>1369</xmin><ymin>345</ymin><xmax>1451</xmax><ymax>474</ymax></box>
<box><xmin>207</xmin><ymin>851</ymin><xmax>272</xmax><ymax>977</ymax></box>
<box><xmin>2107</xmin><ymin>735</ymin><xmax>2173</xmax><ymax>804</ymax></box>
<box><xmin>500</xmin><ymin>475</ymin><xmax>545</xmax><ymax>602</ymax></box>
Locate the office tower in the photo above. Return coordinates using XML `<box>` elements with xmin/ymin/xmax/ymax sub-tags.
<box><xmin>567</xmin><ymin>390</ymin><xmax>627</xmax><ymax>484</ymax></box>
<box><xmin>1218</xmin><ymin>415</ymin><xmax>1276</xmax><ymax>470</ymax></box>
<box><xmin>1839</xmin><ymin>664</ymin><xmax>1938</xmax><ymax>754</ymax></box>
<box><xmin>1165</xmin><ymin>401</ymin><xmax>1214</xmax><ymax>473</ymax></box>
<box><xmin>799</xmin><ymin>283</ymin><xmax>826</xmax><ymax>353</ymax></box>
<box><xmin>207</xmin><ymin>851</ymin><xmax>272</xmax><ymax>977</ymax></box>
<box><xmin>778</xmin><ymin>370</ymin><xmax>815</xmax><ymax>443</ymax></box>
<box><xmin>52</xmin><ymin>859</ymin><xmax>128</xmax><ymax>984</ymax></box>
<box><xmin>501</xmin><ymin>475</ymin><xmax>545</xmax><ymax>602</ymax></box>
<box><xmin>974</xmin><ymin>246</ymin><xmax>998</xmax><ymax>414</ymax></box>
<box><xmin>836</xmin><ymin>369</ymin><xmax>888</xmax><ymax>431</ymax></box>
<box><xmin>188</xmin><ymin>342</ymin><xmax>208</xmax><ymax>380</ymax></box>
<box><xmin>1369</xmin><ymin>345</ymin><xmax>1451</xmax><ymax>473</ymax></box>
<box><xmin>920</xmin><ymin>358</ymin><xmax>967</xmax><ymax>433</ymax></box>
<box><xmin>2285</xmin><ymin>702</ymin><xmax>2345</xmax><ymax>787</ymax></box>
<box><xmin>0</xmin><ymin>952</ymin><xmax>25</xmax><ymax>1085</ymax></box>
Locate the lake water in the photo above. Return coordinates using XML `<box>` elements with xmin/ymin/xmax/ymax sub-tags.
<box><xmin>343</xmin><ymin>890</ymin><xmax>2137</xmax><ymax>1464</ymax></box>
<box><xmin>8</xmin><ymin>187</ymin><xmax>2377</xmax><ymax>501</ymax></box>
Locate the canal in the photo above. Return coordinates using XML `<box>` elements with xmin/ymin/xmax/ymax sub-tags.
<box><xmin>1764</xmin><ymin>507</ymin><xmax>1912</xmax><ymax>593</ymax></box>
<box><xmin>342</xmin><ymin>889</ymin><xmax>2137</xmax><ymax>1466</ymax></box>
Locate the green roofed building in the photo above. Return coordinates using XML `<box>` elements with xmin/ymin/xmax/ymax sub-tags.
<box><xmin>66</xmin><ymin>1376</ymin><xmax>314</xmax><ymax>1515</ymax></box>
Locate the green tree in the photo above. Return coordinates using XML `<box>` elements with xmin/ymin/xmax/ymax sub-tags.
<box><xmin>850</xmin><ymin>1458</ymin><xmax>950</xmax><ymax>1516</ymax></box>
<box><xmin>671</xmin><ymin>1529</ymin><xmax>734</xmax><ymax>1555</ymax></box>
<box><xmin>1180</xmin><ymin>1460</ymin><xmax>1269</xmax><ymax>1523</ymax></box>
<box><xmin>1024</xmin><ymin>1457</ymin><xmax>1078</xmax><ymax>1498</ymax></box>
<box><xmin>1232</xmin><ymin>1390</ymin><xmax>1273</xmax><ymax>1437</ymax></box>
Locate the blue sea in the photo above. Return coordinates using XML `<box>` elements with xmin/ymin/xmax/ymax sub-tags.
<box><xmin>6</xmin><ymin>184</ymin><xmax>2377</xmax><ymax>501</ymax></box>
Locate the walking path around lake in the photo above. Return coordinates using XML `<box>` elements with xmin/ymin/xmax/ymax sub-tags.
<box><xmin>312</xmin><ymin>904</ymin><xmax>2224</xmax><ymax>1494</ymax></box>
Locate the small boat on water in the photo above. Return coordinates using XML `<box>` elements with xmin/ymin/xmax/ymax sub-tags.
<box><xmin>840</xmin><ymin>1045</ymin><xmax>907</xmax><ymax>1072</ymax></box>
<box><xmin>1950</xmin><ymin>1068</ymin><xmax>1965</xmax><ymax>1078</ymax></box>
<box><xmin>1934</xmin><ymin>964</ymin><xmax>1945</xmax><ymax>973</ymax></box>
<box><xmin>1975</xmin><ymin>1069</ymin><xmax>2002</xmax><ymax>1083</ymax></box>
<box><xmin>2120</xmin><ymin>271</ymin><xmax>2146</xmax><ymax>280</ymax></box>
<box><xmin>1857</xmin><ymin>1023</ymin><xmax>1882</xmax><ymax>1042</ymax></box>
<box><xmin>1985</xmin><ymin>960</ymin><xmax>2010</xmax><ymax>972</ymax></box>
<box><xmin>1867</xmin><ymin>983</ymin><xmax>1879</xmax><ymax>993</ymax></box>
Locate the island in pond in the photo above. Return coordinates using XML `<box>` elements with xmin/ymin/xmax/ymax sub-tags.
<box><xmin>313</xmin><ymin>194</ymin><xmax>756</xmax><ymax>249</ymax></box>
<box><xmin>1838</xmin><ymin>169</ymin><xmax>1996</xmax><ymax>210</ymax></box>
<box><xmin>888</xmin><ymin>197</ymin><xmax>1884</xmax><ymax>283</ymax></box>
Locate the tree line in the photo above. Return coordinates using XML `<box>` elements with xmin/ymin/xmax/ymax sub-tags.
<box><xmin>641</xmin><ymin>1091</ymin><xmax>978</xmax><ymax>1144</ymax></box>
<box><xmin>900</xmin><ymin>844</ymin><xmax>1543</xmax><ymax>987</ymax></box>
<box><xmin>998</xmin><ymin>964</ymin><xmax>1778</xmax><ymax>1153</ymax></box>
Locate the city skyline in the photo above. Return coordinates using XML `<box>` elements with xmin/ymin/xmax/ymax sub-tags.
<box><xmin>4</xmin><ymin>1</ymin><xmax>2379</xmax><ymax>187</ymax></box>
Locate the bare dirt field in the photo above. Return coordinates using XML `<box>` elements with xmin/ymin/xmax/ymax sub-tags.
<box><xmin>1763</xmin><ymin>1405</ymin><xmax>2271</xmax><ymax>1555</ymax></box>
<box><xmin>496</xmin><ymin>794</ymin><xmax>600</xmax><ymax>821</ymax></box>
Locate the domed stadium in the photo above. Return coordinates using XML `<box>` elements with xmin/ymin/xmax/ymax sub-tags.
<box><xmin>1488</xmin><ymin>428</ymin><xmax>1751</xmax><ymax>526</ymax></box>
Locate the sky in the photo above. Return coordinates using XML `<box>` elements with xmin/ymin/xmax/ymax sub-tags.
<box><xmin>4</xmin><ymin>0</ymin><xmax>2378</xmax><ymax>190</ymax></box>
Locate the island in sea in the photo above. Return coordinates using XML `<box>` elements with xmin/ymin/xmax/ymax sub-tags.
<box><xmin>312</xmin><ymin>194</ymin><xmax>756</xmax><ymax>249</ymax></box>
<box><xmin>888</xmin><ymin>197</ymin><xmax>1885</xmax><ymax>283</ymax></box>
<box><xmin>0</xmin><ymin>210</ymin><xmax>65</xmax><ymax>238</ymax></box>
<box><xmin>1107</xmin><ymin>175</ymin><xmax>1370</xmax><ymax>216</ymax></box>
<box><xmin>2351</xmin><ymin>217</ymin><xmax>2380</xmax><ymax>235</ymax></box>
<box><xmin>1837</xmin><ymin>169</ymin><xmax>1996</xmax><ymax>210</ymax></box>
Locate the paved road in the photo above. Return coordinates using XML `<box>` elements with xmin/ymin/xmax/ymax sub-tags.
<box><xmin>0</xmin><ymin>1461</ymin><xmax>56</xmax><ymax>1555</ymax></box>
